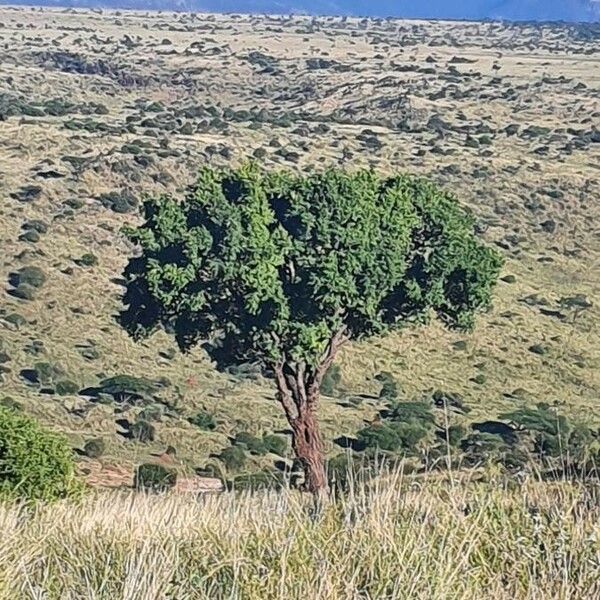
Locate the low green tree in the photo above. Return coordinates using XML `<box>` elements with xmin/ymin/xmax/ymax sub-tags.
<box><xmin>0</xmin><ymin>407</ymin><xmax>82</xmax><ymax>502</ymax></box>
<box><xmin>120</xmin><ymin>165</ymin><xmax>501</xmax><ymax>496</ymax></box>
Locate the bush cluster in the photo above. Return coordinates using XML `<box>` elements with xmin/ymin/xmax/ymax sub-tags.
<box><xmin>0</xmin><ymin>407</ymin><xmax>82</xmax><ymax>502</ymax></box>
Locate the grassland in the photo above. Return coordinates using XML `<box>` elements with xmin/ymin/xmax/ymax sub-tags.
<box><xmin>0</xmin><ymin>469</ymin><xmax>599</xmax><ymax>599</ymax></box>
<box><xmin>0</xmin><ymin>7</ymin><xmax>599</xmax><ymax>486</ymax></box>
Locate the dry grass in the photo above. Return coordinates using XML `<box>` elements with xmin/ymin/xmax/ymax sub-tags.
<box><xmin>0</xmin><ymin>470</ymin><xmax>598</xmax><ymax>599</ymax></box>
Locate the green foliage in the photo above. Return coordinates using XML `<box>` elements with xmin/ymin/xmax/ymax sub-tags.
<box><xmin>460</xmin><ymin>432</ymin><xmax>528</xmax><ymax>471</ymax></box>
<box><xmin>320</xmin><ymin>364</ymin><xmax>341</xmax><ymax>396</ymax></box>
<box><xmin>234</xmin><ymin>432</ymin><xmax>268</xmax><ymax>455</ymax></box>
<box><xmin>188</xmin><ymin>410</ymin><xmax>217</xmax><ymax>431</ymax></box>
<box><xmin>98</xmin><ymin>375</ymin><xmax>158</xmax><ymax>402</ymax></box>
<box><xmin>134</xmin><ymin>463</ymin><xmax>176</xmax><ymax>491</ymax></box>
<box><xmin>218</xmin><ymin>446</ymin><xmax>247</xmax><ymax>472</ymax></box>
<box><xmin>388</xmin><ymin>401</ymin><xmax>436</xmax><ymax>428</ymax></box>
<box><xmin>326</xmin><ymin>453</ymin><xmax>378</xmax><ymax>491</ymax></box>
<box><xmin>0</xmin><ymin>407</ymin><xmax>82</xmax><ymax>502</ymax></box>
<box><xmin>227</xmin><ymin>469</ymin><xmax>284</xmax><ymax>491</ymax></box>
<box><xmin>74</xmin><ymin>253</ymin><xmax>98</xmax><ymax>267</ymax></box>
<box><xmin>262</xmin><ymin>433</ymin><xmax>288</xmax><ymax>456</ymax></box>
<box><xmin>83</xmin><ymin>438</ymin><xmax>106</xmax><ymax>458</ymax></box>
<box><xmin>10</xmin><ymin>266</ymin><xmax>46</xmax><ymax>288</ymax></box>
<box><xmin>375</xmin><ymin>371</ymin><xmax>400</xmax><ymax>400</ymax></box>
<box><xmin>0</xmin><ymin>397</ymin><xmax>22</xmax><ymax>412</ymax></box>
<box><xmin>121</xmin><ymin>164</ymin><xmax>502</xmax><ymax>369</ymax></box>
<box><xmin>130</xmin><ymin>420</ymin><xmax>155</xmax><ymax>443</ymax></box>
<box><xmin>502</xmin><ymin>404</ymin><xmax>598</xmax><ymax>462</ymax></box>
<box><xmin>357</xmin><ymin>421</ymin><xmax>430</xmax><ymax>454</ymax></box>
<box><xmin>55</xmin><ymin>380</ymin><xmax>79</xmax><ymax>396</ymax></box>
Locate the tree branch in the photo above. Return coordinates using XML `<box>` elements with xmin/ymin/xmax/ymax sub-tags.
<box><xmin>307</xmin><ymin>326</ymin><xmax>349</xmax><ymax>405</ymax></box>
<box><xmin>273</xmin><ymin>362</ymin><xmax>298</xmax><ymax>425</ymax></box>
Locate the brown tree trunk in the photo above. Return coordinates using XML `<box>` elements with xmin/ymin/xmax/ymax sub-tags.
<box><xmin>290</xmin><ymin>401</ymin><xmax>327</xmax><ymax>496</ymax></box>
<box><xmin>272</xmin><ymin>328</ymin><xmax>348</xmax><ymax>500</ymax></box>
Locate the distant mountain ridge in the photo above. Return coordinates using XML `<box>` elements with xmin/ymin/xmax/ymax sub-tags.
<box><xmin>2</xmin><ymin>0</ymin><xmax>600</xmax><ymax>22</ymax></box>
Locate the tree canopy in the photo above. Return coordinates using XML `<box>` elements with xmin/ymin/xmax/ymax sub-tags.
<box><xmin>121</xmin><ymin>164</ymin><xmax>502</xmax><ymax>371</ymax></box>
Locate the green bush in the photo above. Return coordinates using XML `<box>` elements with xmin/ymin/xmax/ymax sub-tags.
<box><xmin>74</xmin><ymin>253</ymin><xmax>98</xmax><ymax>267</ymax></box>
<box><xmin>375</xmin><ymin>372</ymin><xmax>400</xmax><ymax>400</ymax></box>
<box><xmin>320</xmin><ymin>364</ymin><xmax>341</xmax><ymax>396</ymax></box>
<box><xmin>55</xmin><ymin>379</ymin><xmax>79</xmax><ymax>396</ymax></box>
<box><xmin>502</xmin><ymin>403</ymin><xmax>569</xmax><ymax>458</ymax></box>
<box><xmin>83</xmin><ymin>438</ymin><xmax>106</xmax><ymax>458</ymax></box>
<box><xmin>188</xmin><ymin>410</ymin><xmax>217</xmax><ymax>431</ymax></box>
<box><xmin>10</xmin><ymin>266</ymin><xmax>46</xmax><ymax>288</ymax></box>
<box><xmin>234</xmin><ymin>432</ymin><xmax>268</xmax><ymax>455</ymax></box>
<box><xmin>134</xmin><ymin>463</ymin><xmax>176</xmax><ymax>492</ymax></box>
<box><xmin>227</xmin><ymin>469</ymin><xmax>284</xmax><ymax>491</ymax></box>
<box><xmin>357</xmin><ymin>421</ymin><xmax>429</xmax><ymax>454</ymax></box>
<box><xmin>262</xmin><ymin>434</ymin><xmax>288</xmax><ymax>456</ymax></box>
<box><xmin>0</xmin><ymin>407</ymin><xmax>82</xmax><ymax>502</ymax></box>
<box><xmin>218</xmin><ymin>446</ymin><xmax>247</xmax><ymax>471</ymax></box>
<box><xmin>460</xmin><ymin>432</ymin><xmax>528</xmax><ymax>471</ymax></box>
<box><xmin>388</xmin><ymin>401</ymin><xmax>435</xmax><ymax>428</ymax></box>
<box><xmin>130</xmin><ymin>420</ymin><xmax>155</xmax><ymax>443</ymax></box>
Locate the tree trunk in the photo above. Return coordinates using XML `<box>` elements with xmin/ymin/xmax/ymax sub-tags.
<box><xmin>272</xmin><ymin>329</ymin><xmax>348</xmax><ymax>499</ymax></box>
<box><xmin>290</xmin><ymin>402</ymin><xmax>327</xmax><ymax>497</ymax></box>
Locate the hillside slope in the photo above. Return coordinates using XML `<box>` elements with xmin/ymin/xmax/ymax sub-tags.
<box><xmin>0</xmin><ymin>7</ymin><xmax>598</xmax><ymax>481</ymax></box>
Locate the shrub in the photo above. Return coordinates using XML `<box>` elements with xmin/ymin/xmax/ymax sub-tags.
<box><xmin>357</xmin><ymin>421</ymin><xmax>429</xmax><ymax>454</ymax></box>
<box><xmin>388</xmin><ymin>401</ymin><xmax>435</xmax><ymax>428</ymax></box>
<box><xmin>55</xmin><ymin>380</ymin><xmax>79</xmax><ymax>396</ymax></box>
<box><xmin>375</xmin><ymin>371</ymin><xmax>400</xmax><ymax>400</ymax></box>
<box><xmin>98</xmin><ymin>191</ymin><xmax>138</xmax><ymax>214</ymax></box>
<box><xmin>134</xmin><ymin>463</ymin><xmax>176</xmax><ymax>491</ymax></box>
<box><xmin>97</xmin><ymin>375</ymin><xmax>158</xmax><ymax>403</ymax></box>
<box><xmin>320</xmin><ymin>364</ymin><xmax>341</xmax><ymax>396</ymax></box>
<box><xmin>130</xmin><ymin>420</ymin><xmax>155</xmax><ymax>443</ymax></box>
<box><xmin>501</xmin><ymin>403</ymin><xmax>568</xmax><ymax>458</ymax></box>
<box><xmin>227</xmin><ymin>469</ymin><xmax>284</xmax><ymax>491</ymax></box>
<box><xmin>234</xmin><ymin>432</ymin><xmax>268</xmax><ymax>455</ymax></box>
<box><xmin>188</xmin><ymin>410</ymin><xmax>217</xmax><ymax>431</ymax></box>
<box><xmin>83</xmin><ymin>438</ymin><xmax>106</xmax><ymax>458</ymax></box>
<box><xmin>0</xmin><ymin>407</ymin><xmax>82</xmax><ymax>502</ymax></box>
<box><xmin>9</xmin><ymin>284</ymin><xmax>36</xmax><ymax>301</ymax></box>
<box><xmin>326</xmin><ymin>453</ymin><xmax>378</xmax><ymax>492</ymax></box>
<box><xmin>74</xmin><ymin>253</ymin><xmax>98</xmax><ymax>267</ymax></box>
<box><xmin>262</xmin><ymin>433</ymin><xmax>288</xmax><ymax>456</ymax></box>
<box><xmin>218</xmin><ymin>446</ymin><xmax>247</xmax><ymax>471</ymax></box>
<box><xmin>0</xmin><ymin>397</ymin><xmax>21</xmax><ymax>411</ymax></box>
<box><xmin>460</xmin><ymin>432</ymin><xmax>528</xmax><ymax>471</ymax></box>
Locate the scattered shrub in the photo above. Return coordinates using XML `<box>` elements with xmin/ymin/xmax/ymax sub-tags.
<box><xmin>98</xmin><ymin>191</ymin><xmax>138</xmax><ymax>214</ymax></box>
<box><xmin>74</xmin><ymin>253</ymin><xmax>98</xmax><ymax>267</ymax></box>
<box><xmin>130</xmin><ymin>420</ymin><xmax>155</xmax><ymax>443</ymax></box>
<box><xmin>134</xmin><ymin>463</ymin><xmax>176</xmax><ymax>491</ymax></box>
<box><xmin>83</xmin><ymin>438</ymin><xmax>106</xmax><ymax>458</ymax></box>
<box><xmin>218</xmin><ymin>446</ymin><xmax>247</xmax><ymax>471</ymax></box>
<box><xmin>234</xmin><ymin>432</ymin><xmax>268</xmax><ymax>455</ymax></box>
<box><xmin>0</xmin><ymin>407</ymin><xmax>82</xmax><ymax>502</ymax></box>
<box><xmin>10</xmin><ymin>266</ymin><xmax>46</xmax><ymax>289</ymax></box>
<box><xmin>188</xmin><ymin>410</ymin><xmax>217</xmax><ymax>431</ymax></box>
<box><xmin>262</xmin><ymin>434</ymin><xmax>288</xmax><ymax>456</ymax></box>
<box><xmin>375</xmin><ymin>371</ymin><xmax>400</xmax><ymax>400</ymax></box>
<box><xmin>55</xmin><ymin>380</ymin><xmax>79</xmax><ymax>396</ymax></box>
<box><xmin>357</xmin><ymin>421</ymin><xmax>429</xmax><ymax>454</ymax></box>
<box><xmin>321</xmin><ymin>364</ymin><xmax>341</xmax><ymax>396</ymax></box>
<box><xmin>227</xmin><ymin>469</ymin><xmax>284</xmax><ymax>491</ymax></box>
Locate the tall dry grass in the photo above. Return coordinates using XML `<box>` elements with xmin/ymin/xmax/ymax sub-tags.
<box><xmin>0</xmin><ymin>469</ymin><xmax>598</xmax><ymax>600</ymax></box>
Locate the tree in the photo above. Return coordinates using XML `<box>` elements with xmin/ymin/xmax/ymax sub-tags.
<box><xmin>120</xmin><ymin>165</ymin><xmax>502</xmax><ymax>497</ymax></box>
